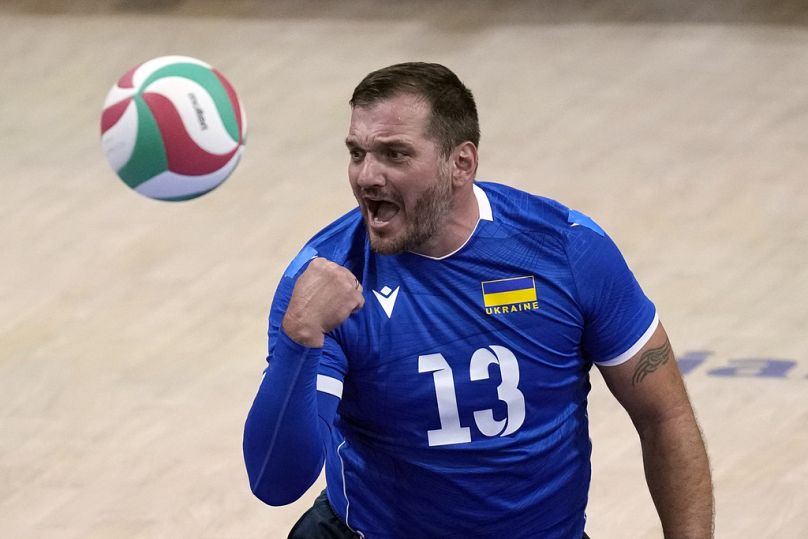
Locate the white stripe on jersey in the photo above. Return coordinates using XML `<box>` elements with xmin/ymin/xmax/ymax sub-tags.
<box><xmin>316</xmin><ymin>374</ymin><xmax>344</xmax><ymax>398</ymax></box>
<box><xmin>474</xmin><ymin>183</ymin><xmax>494</xmax><ymax>221</ymax></box>
<box><xmin>596</xmin><ymin>312</ymin><xmax>660</xmax><ymax>367</ymax></box>
<box><xmin>337</xmin><ymin>440</ymin><xmax>364</xmax><ymax>537</ymax></box>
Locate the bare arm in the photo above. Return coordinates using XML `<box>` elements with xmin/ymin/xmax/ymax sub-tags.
<box><xmin>598</xmin><ymin>322</ymin><xmax>714</xmax><ymax>538</ymax></box>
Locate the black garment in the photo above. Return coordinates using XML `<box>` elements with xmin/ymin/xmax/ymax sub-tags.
<box><xmin>288</xmin><ymin>491</ymin><xmax>358</xmax><ymax>539</ymax></box>
<box><xmin>288</xmin><ymin>490</ymin><xmax>592</xmax><ymax>539</ymax></box>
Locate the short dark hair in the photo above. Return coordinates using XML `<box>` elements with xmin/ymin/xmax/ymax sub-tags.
<box><xmin>350</xmin><ymin>62</ymin><xmax>480</xmax><ymax>157</ymax></box>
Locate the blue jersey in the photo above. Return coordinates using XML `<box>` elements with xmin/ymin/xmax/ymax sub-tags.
<box><xmin>245</xmin><ymin>181</ymin><xmax>657</xmax><ymax>538</ymax></box>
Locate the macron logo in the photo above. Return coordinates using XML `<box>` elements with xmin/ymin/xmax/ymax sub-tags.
<box><xmin>372</xmin><ymin>285</ymin><xmax>400</xmax><ymax>318</ymax></box>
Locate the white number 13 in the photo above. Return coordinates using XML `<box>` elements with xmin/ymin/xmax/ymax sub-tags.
<box><xmin>418</xmin><ymin>346</ymin><xmax>526</xmax><ymax>447</ymax></box>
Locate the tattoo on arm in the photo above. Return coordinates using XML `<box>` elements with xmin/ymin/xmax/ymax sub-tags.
<box><xmin>632</xmin><ymin>339</ymin><xmax>672</xmax><ymax>386</ymax></box>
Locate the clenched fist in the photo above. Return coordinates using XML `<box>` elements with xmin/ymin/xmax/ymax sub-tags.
<box><xmin>282</xmin><ymin>257</ymin><xmax>365</xmax><ymax>347</ymax></box>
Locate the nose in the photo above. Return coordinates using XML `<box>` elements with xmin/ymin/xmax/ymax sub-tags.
<box><xmin>352</xmin><ymin>153</ymin><xmax>385</xmax><ymax>190</ymax></box>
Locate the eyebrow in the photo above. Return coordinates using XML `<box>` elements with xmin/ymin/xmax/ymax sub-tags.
<box><xmin>344</xmin><ymin>137</ymin><xmax>414</xmax><ymax>150</ymax></box>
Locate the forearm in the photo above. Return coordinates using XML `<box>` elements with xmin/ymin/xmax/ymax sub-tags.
<box><xmin>638</xmin><ymin>409</ymin><xmax>714</xmax><ymax>538</ymax></box>
<box><xmin>243</xmin><ymin>330</ymin><xmax>325</xmax><ymax>506</ymax></box>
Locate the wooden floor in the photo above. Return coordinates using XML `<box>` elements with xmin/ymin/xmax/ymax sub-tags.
<box><xmin>2</xmin><ymin>2</ymin><xmax>807</xmax><ymax>537</ymax></box>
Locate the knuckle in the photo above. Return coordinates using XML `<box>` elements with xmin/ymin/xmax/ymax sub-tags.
<box><xmin>308</xmin><ymin>257</ymin><xmax>326</xmax><ymax>271</ymax></box>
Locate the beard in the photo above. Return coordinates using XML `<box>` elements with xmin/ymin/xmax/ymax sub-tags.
<box><xmin>366</xmin><ymin>168</ymin><xmax>453</xmax><ymax>255</ymax></box>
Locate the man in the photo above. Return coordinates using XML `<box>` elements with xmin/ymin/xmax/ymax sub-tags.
<box><xmin>244</xmin><ymin>62</ymin><xmax>713</xmax><ymax>538</ymax></box>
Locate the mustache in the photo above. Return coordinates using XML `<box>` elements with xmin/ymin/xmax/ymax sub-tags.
<box><xmin>358</xmin><ymin>187</ymin><xmax>401</xmax><ymax>203</ymax></box>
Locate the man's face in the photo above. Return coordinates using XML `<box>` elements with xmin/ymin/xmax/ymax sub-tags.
<box><xmin>346</xmin><ymin>93</ymin><xmax>453</xmax><ymax>255</ymax></box>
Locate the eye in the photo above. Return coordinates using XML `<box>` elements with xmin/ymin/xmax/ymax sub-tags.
<box><xmin>386</xmin><ymin>149</ymin><xmax>406</xmax><ymax>161</ymax></box>
<box><xmin>349</xmin><ymin>148</ymin><xmax>365</xmax><ymax>162</ymax></box>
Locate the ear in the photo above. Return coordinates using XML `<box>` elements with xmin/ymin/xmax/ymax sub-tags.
<box><xmin>450</xmin><ymin>141</ymin><xmax>478</xmax><ymax>187</ymax></box>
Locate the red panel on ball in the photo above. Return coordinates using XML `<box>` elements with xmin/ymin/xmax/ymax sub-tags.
<box><xmin>142</xmin><ymin>91</ymin><xmax>238</xmax><ymax>175</ymax></box>
<box><xmin>117</xmin><ymin>64</ymin><xmax>141</xmax><ymax>89</ymax></box>
<box><xmin>100</xmin><ymin>97</ymin><xmax>133</xmax><ymax>135</ymax></box>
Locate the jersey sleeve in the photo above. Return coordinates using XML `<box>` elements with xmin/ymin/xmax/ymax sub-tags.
<box><xmin>242</xmin><ymin>247</ymin><xmax>347</xmax><ymax>506</ymax></box>
<box><xmin>268</xmin><ymin>246</ymin><xmax>349</xmax><ymax>390</ymax></box>
<box><xmin>565</xmin><ymin>211</ymin><xmax>658</xmax><ymax>366</ymax></box>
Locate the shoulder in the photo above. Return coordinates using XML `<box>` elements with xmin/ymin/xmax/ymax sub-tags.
<box><xmin>304</xmin><ymin>207</ymin><xmax>366</xmax><ymax>262</ymax></box>
<box><xmin>476</xmin><ymin>180</ymin><xmax>605</xmax><ymax>247</ymax></box>
<box><xmin>282</xmin><ymin>207</ymin><xmax>367</xmax><ymax>279</ymax></box>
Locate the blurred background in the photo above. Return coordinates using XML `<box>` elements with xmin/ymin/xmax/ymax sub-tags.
<box><xmin>1</xmin><ymin>1</ymin><xmax>807</xmax><ymax>537</ymax></box>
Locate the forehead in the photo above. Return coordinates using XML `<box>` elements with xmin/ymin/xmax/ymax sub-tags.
<box><xmin>347</xmin><ymin>93</ymin><xmax>432</xmax><ymax>146</ymax></box>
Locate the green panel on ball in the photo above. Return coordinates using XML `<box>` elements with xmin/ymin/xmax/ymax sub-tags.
<box><xmin>140</xmin><ymin>63</ymin><xmax>240</xmax><ymax>143</ymax></box>
<box><xmin>117</xmin><ymin>96</ymin><xmax>168</xmax><ymax>188</ymax></box>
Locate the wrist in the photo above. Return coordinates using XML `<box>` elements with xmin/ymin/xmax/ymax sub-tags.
<box><xmin>282</xmin><ymin>312</ymin><xmax>325</xmax><ymax>348</ymax></box>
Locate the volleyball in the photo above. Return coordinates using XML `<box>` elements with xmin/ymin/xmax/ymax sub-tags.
<box><xmin>100</xmin><ymin>55</ymin><xmax>247</xmax><ymax>201</ymax></box>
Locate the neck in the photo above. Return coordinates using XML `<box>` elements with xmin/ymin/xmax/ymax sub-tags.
<box><xmin>411</xmin><ymin>183</ymin><xmax>480</xmax><ymax>258</ymax></box>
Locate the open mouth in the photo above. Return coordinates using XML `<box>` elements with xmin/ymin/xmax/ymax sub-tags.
<box><xmin>365</xmin><ymin>197</ymin><xmax>401</xmax><ymax>226</ymax></box>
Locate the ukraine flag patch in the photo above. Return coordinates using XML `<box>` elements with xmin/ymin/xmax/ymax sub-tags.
<box><xmin>481</xmin><ymin>276</ymin><xmax>537</xmax><ymax>308</ymax></box>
